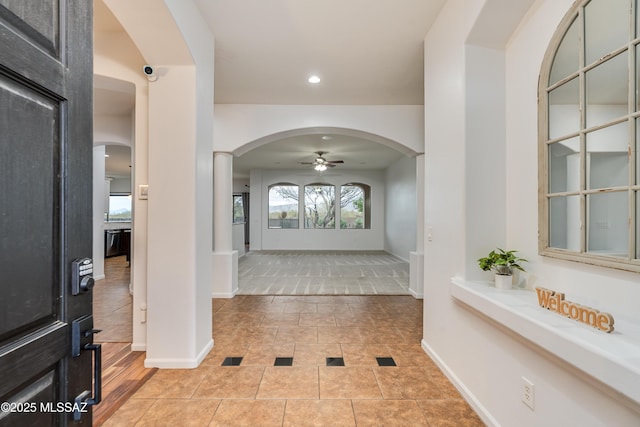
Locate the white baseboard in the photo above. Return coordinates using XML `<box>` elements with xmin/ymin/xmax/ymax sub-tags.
<box><xmin>144</xmin><ymin>339</ymin><xmax>214</xmax><ymax>369</ymax></box>
<box><xmin>212</xmin><ymin>290</ymin><xmax>237</xmax><ymax>298</ymax></box>
<box><xmin>130</xmin><ymin>342</ymin><xmax>146</xmax><ymax>352</ymax></box>
<box><xmin>196</xmin><ymin>338</ymin><xmax>214</xmax><ymax>366</ymax></box>
<box><xmin>409</xmin><ymin>288</ymin><xmax>424</xmax><ymax>299</ymax></box>
<box><xmin>421</xmin><ymin>339</ymin><xmax>499</xmax><ymax>427</ymax></box>
<box><xmin>93</xmin><ymin>274</ymin><xmax>106</xmax><ymax>281</ymax></box>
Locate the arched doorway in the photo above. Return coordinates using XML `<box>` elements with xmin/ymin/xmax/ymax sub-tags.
<box><xmin>227</xmin><ymin>127</ymin><xmax>421</xmax><ymax>295</ymax></box>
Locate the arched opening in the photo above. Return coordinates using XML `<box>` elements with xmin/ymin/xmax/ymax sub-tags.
<box><xmin>230</xmin><ymin>128</ymin><xmax>420</xmax><ymax>295</ymax></box>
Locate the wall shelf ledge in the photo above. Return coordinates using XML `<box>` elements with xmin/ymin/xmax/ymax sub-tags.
<box><xmin>450</xmin><ymin>277</ymin><xmax>640</xmax><ymax>408</ymax></box>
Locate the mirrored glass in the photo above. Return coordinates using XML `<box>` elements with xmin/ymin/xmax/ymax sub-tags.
<box><xmin>550</xmin><ymin>17</ymin><xmax>579</xmax><ymax>85</ymax></box>
<box><xmin>586</xmin><ymin>52</ymin><xmax>628</xmax><ymax>128</ymax></box>
<box><xmin>586</xmin><ymin>122</ymin><xmax>629</xmax><ymax>189</ymax></box>
<box><xmin>586</xmin><ymin>191</ymin><xmax>629</xmax><ymax>257</ymax></box>
<box><xmin>549</xmin><ymin>137</ymin><xmax>580</xmax><ymax>193</ymax></box>
<box><xmin>549</xmin><ymin>77</ymin><xmax>580</xmax><ymax>139</ymax></box>
<box><xmin>584</xmin><ymin>0</ymin><xmax>629</xmax><ymax>65</ymax></box>
<box><xmin>549</xmin><ymin>195</ymin><xmax>581</xmax><ymax>251</ymax></box>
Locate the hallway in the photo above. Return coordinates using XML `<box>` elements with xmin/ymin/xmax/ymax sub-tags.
<box><xmin>102</xmin><ymin>295</ymin><xmax>484</xmax><ymax>426</ymax></box>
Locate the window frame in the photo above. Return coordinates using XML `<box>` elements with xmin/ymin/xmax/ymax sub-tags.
<box><xmin>267</xmin><ymin>183</ymin><xmax>300</xmax><ymax>229</ymax></box>
<box><xmin>107</xmin><ymin>194</ymin><xmax>132</xmax><ymax>222</ymax></box>
<box><xmin>538</xmin><ymin>0</ymin><xmax>640</xmax><ymax>273</ymax></box>
<box><xmin>303</xmin><ymin>183</ymin><xmax>336</xmax><ymax>229</ymax></box>
<box><xmin>339</xmin><ymin>183</ymin><xmax>371</xmax><ymax>229</ymax></box>
<box><xmin>233</xmin><ymin>194</ymin><xmax>244</xmax><ymax>224</ymax></box>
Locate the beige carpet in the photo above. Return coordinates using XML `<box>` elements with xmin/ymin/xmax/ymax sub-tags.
<box><xmin>237</xmin><ymin>251</ymin><xmax>410</xmax><ymax>295</ymax></box>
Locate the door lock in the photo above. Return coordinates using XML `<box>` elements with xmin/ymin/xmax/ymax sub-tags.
<box><xmin>71</xmin><ymin>258</ymin><xmax>94</xmax><ymax>295</ymax></box>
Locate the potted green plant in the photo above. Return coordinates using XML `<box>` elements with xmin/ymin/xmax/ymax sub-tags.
<box><xmin>477</xmin><ymin>248</ymin><xmax>527</xmax><ymax>289</ymax></box>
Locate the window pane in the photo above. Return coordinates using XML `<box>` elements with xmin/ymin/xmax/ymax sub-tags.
<box><xmin>587</xmin><ymin>191</ymin><xmax>629</xmax><ymax>257</ymax></box>
<box><xmin>636</xmin><ymin>45</ymin><xmax>640</xmax><ymax>111</ymax></box>
<box><xmin>550</xmin><ymin>17</ymin><xmax>579</xmax><ymax>85</ymax></box>
<box><xmin>108</xmin><ymin>195</ymin><xmax>131</xmax><ymax>222</ymax></box>
<box><xmin>304</xmin><ymin>185</ymin><xmax>335</xmax><ymax>228</ymax></box>
<box><xmin>586</xmin><ymin>52</ymin><xmax>628</xmax><ymax>128</ymax></box>
<box><xmin>268</xmin><ymin>185</ymin><xmax>299</xmax><ymax>229</ymax></box>
<box><xmin>636</xmin><ymin>190</ymin><xmax>640</xmax><ymax>259</ymax></box>
<box><xmin>637</xmin><ymin>118</ymin><xmax>640</xmax><ymax>185</ymax></box>
<box><xmin>549</xmin><ymin>137</ymin><xmax>580</xmax><ymax>193</ymax></box>
<box><xmin>233</xmin><ymin>195</ymin><xmax>244</xmax><ymax>223</ymax></box>
<box><xmin>340</xmin><ymin>185</ymin><xmax>365</xmax><ymax>229</ymax></box>
<box><xmin>584</xmin><ymin>0</ymin><xmax>629</xmax><ymax>65</ymax></box>
<box><xmin>586</xmin><ymin>122</ymin><xmax>628</xmax><ymax>189</ymax></box>
<box><xmin>549</xmin><ymin>77</ymin><xmax>580</xmax><ymax>139</ymax></box>
<box><xmin>549</xmin><ymin>195</ymin><xmax>581</xmax><ymax>251</ymax></box>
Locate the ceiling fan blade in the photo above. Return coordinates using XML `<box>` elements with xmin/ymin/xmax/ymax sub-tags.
<box><xmin>299</xmin><ymin>162</ymin><xmax>315</xmax><ymax>165</ymax></box>
<box><xmin>327</xmin><ymin>160</ymin><xmax>344</xmax><ymax>164</ymax></box>
<box><xmin>326</xmin><ymin>163</ymin><xmax>336</xmax><ymax>168</ymax></box>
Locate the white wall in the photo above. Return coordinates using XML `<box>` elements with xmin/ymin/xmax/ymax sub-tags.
<box><xmin>219</xmin><ymin>104</ymin><xmax>424</xmax><ymax>255</ymax></box>
<box><xmin>384</xmin><ymin>155</ymin><xmax>417</xmax><ymax>261</ymax></box>
<box><xmin>163</xmin><ymin>0</ymin><xmax>215</xmax><ymax>358</ymax></box>
<box><xmin>109</xmin><ymin>177</ymin><xmax>131</xmax><ymax>193</ymax></box>
<box><xmin>104</xmin><ymin>0</ymin><xmax>214</xmax><ymax>367</ymax></box>
<box><xmin>423</xmin><ymin>0</ymin><xmax>640</xmax><ymax>425</ymax></box>
<box><xmin>215</xmin><ymin>104</ymin><xmax>424</xmax><ymax>155</ymax></box>
<box><xmin>250</xmin><ymin>169</ymin><xmax>385</xmax><ymax>251</ymax></box>
<box><xmin>232</xmin><ymin>223</ymin><xmax>245</xmax><ymax>256</ymax></box>
<box><xmin>94</xmin><ymin>114</ymin><xmax>132</xmax><ymax>145</ymax></box>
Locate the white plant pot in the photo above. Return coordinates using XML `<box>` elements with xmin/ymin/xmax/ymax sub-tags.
<box><xmin>494</xmin><ymin>274</ymin><xmax>513</xmax><ymax>290</ymax></box>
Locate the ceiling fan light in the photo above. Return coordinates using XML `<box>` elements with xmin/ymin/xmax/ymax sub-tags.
<box><xmin>314</xmin><ymin>164</ymin><xmax>327</xmax><ymax>172</ymax></box>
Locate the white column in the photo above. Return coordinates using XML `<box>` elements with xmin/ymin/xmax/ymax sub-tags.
<box><xmin>212</xmin><ymin>152</ymin><xmax>238</xmax><ymax>297</ymax></box>
<box><xmin>145</xmin><ymin>65</ymin><xmax>210</xmax><ymax>368</ymax></box>
<box><xmin>410</xmin><ymin>153</ymin><xmax>425</xmax><ymax>299</ymax></box>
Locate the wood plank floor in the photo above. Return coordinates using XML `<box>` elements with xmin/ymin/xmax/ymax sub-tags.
<box><xmin>93</xmin><ymin>342</ymin><xmax>157</xmax><ymax>426</ymax></box>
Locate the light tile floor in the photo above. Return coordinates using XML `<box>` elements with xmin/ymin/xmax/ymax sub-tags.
<box><xmin>103</xmin><ymin>295</ymin><xmax>484</xmax><ymax>426</ymax></box>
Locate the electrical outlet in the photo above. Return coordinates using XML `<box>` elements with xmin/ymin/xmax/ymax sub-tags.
<box><xmin>522</xmin><ymin>377</ymin><xmax>535</xmax><ymax>410</ymax></box>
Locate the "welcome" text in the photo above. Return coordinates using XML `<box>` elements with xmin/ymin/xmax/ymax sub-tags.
<box><xmin>535</xmin><ymin>287</ymin><xmax>614</xmax><ymax>333</ymax></box>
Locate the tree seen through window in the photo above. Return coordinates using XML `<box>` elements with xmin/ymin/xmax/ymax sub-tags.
<box><xmin>304</xmin><ymin>184</ymin><xmax>335</xmax><ymax>228</ymax></box>
<box><xmin>268</xmin><ymin>184</ymin><xmax>299</xmax><ymax>228</ymax></box>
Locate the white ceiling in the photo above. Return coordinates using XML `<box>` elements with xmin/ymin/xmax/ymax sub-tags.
<box><xmin>232</xmin><ymin>133</ymin><xmax>405</xmax><ymax>178</ymax></box>
<box><xmin>94</xmin><ymin>0</ymin><xmax>446</xmax><ymax>178</ymax></box>
<box><xmin>195</xmin><ymin>0</ymin><xmax>445</xmax><ymax>105</ymax></box>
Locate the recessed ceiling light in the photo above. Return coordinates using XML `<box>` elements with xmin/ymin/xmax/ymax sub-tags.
<box><xmin>308</xmin><ymin>75</ymin><xmax>321</xmax><ymax>84</ymax></box>
<box><xmin>321</xmin><ymin>135</ymin><xmax>332</xmax><ymax>141</ymax></box>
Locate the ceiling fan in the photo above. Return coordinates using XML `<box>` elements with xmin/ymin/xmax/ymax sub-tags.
<box><xmin>299</xmin><ymin>151</ymin><xmax>344</xmax><ymax>171</ymax></box>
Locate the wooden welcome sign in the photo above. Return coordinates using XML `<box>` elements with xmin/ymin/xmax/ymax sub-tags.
<box><xmin>535</xmin><ymin>287</ymin><xmax>615</xmax><ymax>333</ymax></box>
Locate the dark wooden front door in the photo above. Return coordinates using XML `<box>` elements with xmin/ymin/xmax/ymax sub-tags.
<box><xmin>0</xmin><ymin>1</ymin><xmax>95</xmax><ymax>425</ymax></box>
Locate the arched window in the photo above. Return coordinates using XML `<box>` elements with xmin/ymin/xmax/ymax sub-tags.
<box><xmin>340</xmin><ymin>183</ymin><xmax>371</xmax><ymax>229</ymax></box>
<box><xmin>268</xmin><ymin>183</ymin><xmax>299</xmax><ymax>229</ymax></box>
<box><xmin>539</xmin><ymin>0</ymin><xmax>640</xmax><ymax>272</ymax></box>
<box><xmin>303</xmin><ymin>184</ymin><xmax>335</xmax><ymax>228</ymax></box>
